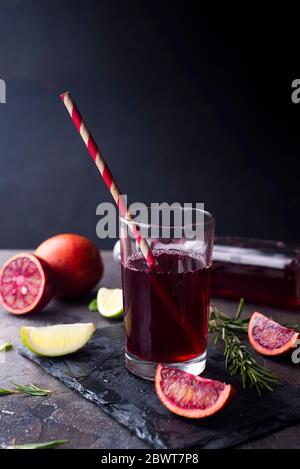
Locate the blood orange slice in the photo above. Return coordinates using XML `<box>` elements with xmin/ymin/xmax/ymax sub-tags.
<box><xmin>0</xmin><ymin>253</ymin><xmax>55</xmax><ymax>315</ymax></box>
<box><xmin>248</xmin><ymin>312</ymin><xmax>299</xmax><ymax>356</ymax></box>
<box><xmin>155</xmin><ymin>365</ymin><xmax>234</xmax><ymax>418</ymax></box>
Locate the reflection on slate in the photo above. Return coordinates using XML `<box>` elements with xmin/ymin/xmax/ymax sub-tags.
<box><xmin>19</xmin><ymin>325</ymin><xmax>300</xmax><ymax>449</ymax></box>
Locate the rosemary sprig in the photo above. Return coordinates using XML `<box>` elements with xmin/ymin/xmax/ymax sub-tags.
<box><xmin>11</xmin><ymin>383</ymin><xmax>51</xmax><ymax>396</ymax></box>
<box><xmin>223</xmin><ymin>330</ymin><xmax>277</xmax><ymax>395</ymax></box>
<box><xmin>209</xmin><ymin>299</ymin><xmax>278</xmax><ymax>395</ymax></box>
<box><xmin>5</xmin><ymin>439</ymin><xmax>69</xmax><ymax>449</ymax></box>
<box><xmin>0</xmin><ymin>383</ymin><xmax>51</xmax><ymax>397</ymax></box>
<box><xmin>0</xmin><ymin>341</ymin><xmax>12</xmax><ymax>352</ymax></box>
<box><xmin>209</xmin><ymin>298</ymin><xmax>249</xmax><ymax>340</ymax></box>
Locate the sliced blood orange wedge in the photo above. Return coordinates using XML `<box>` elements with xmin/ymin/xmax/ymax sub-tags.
<box><xmin>248</xmin><ymin>312</ymin><xmax>299</xmax><ymax>356</ymax></box>
<box><xmin>155</xmin><ymin>365</ymin><xmax>235</xmax><ymax>418</ymax></box>
<box><xmin>0</xmin><ymin>253</ymin><xmax>55</xmax><ymax>315</ymax></box>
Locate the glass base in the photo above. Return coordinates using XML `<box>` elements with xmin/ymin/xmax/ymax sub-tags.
<box><xmin>125</xmin><ymin>350</ymin><xmax>207</xmax><ymax>380</ymax></box>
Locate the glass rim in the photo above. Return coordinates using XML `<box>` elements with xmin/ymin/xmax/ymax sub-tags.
<box><xmin>120</xmin><ymin>206</ymin><xmax>215</xmax><ymax>230</ymax></box>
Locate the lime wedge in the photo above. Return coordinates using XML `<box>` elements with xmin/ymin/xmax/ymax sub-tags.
<box><xmin>21</xmin><ymin>323</ymin><xmax>96</xmax><ymax>357</ymax></box>
<box><xmin>97</xmin><ymin>288</ymin><xmax>123</xmax><ymax>319</ymax></box>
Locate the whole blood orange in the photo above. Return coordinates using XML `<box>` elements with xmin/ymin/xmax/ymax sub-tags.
<box><xmin>0</xmin><ymin>253</ymin><xmax>55</xmax><ymax>314</ymax></box>
<box><xmin>155</xmin><ymin>365</ymin><xmax>235</xmax><ymax>418</ymax></box>
<box><xmin>35</xmin><ymin>234</ymin><xmax>103</xmax><ymax>299</ymax></box>
<box><xmin>248</xmin><ymin>311</ymin><xmax>299</xmax><ymax>356</ymax></box>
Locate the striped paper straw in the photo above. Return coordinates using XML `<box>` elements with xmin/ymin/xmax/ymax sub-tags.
<box><xmin>60</xmin><ymin>91</ymin><xmax>155</xmax><ymax>268</ymax></box>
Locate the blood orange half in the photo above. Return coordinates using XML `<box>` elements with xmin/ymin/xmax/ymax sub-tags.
<box><xmin>155</xmin><ymin>365</ymin><xmax>234</xmax><ymax>418</ymax></box>
<box><xmin>0</xmin><ymin>253</ymin><xmax>55</xmax><ymax>315</ymax></box>
<box><xmin>248</xmin><ymin>312</ymin><xmax>299</xmax><ymax>356</ymax></box>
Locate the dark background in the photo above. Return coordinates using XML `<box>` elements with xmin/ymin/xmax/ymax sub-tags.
<box><xmin>0</xmin><ymin>1</ymin><xmax>299</xmax><ymax>250</ymax></box>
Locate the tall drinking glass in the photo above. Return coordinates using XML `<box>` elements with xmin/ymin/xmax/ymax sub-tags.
<box><xmin>120</xmin><ymin>207</ymin><xmax>215</xmax><ymax>380</ymax></box>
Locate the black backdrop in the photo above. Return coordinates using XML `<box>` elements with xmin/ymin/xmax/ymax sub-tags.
<box><xmin>0</xmin><ymin>1</ymin><xmax>299</xmax><ymax>249</ymax></box>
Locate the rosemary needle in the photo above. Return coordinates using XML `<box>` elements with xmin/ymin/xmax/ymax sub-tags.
<box><xmin>0</xmin><ymin>383</ymin><xmax>51</xmax><ymax>397</ymax></box>
<box><xmin>5</xmin><ymin>439</ymin><xmax>69</xmax><ymax>449</ymax></box>
<box><xmin>0</xmin><ymin>388</ymin><xmax>17</xmax><ymax>396</ymax></box>
<box><xmin>11</xmin><ymin>383</ymin><xmax>51</xmax><ymax>396</ymax></box>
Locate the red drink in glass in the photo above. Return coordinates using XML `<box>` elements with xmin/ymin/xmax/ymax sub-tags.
<box><xmin>120</xmin><ymin>207</ymin><xmax>215</xmax><ymax>380</ymax></box>
<box><xmin>122</xmin><ymin>249</ymin><xmax>211</xmax><ymax>363</ymax></box>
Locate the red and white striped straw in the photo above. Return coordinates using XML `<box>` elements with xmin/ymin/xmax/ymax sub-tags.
<box><xmin>60</xmin><ymin>91</ymin><xmax>155</xmax><ymax>268</ymax></box>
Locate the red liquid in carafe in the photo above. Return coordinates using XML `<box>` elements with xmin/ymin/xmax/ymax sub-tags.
<box><xmin>211</xmin><ymin>238</ymin><xmax>300</xmax><ymax>308</ymax></box>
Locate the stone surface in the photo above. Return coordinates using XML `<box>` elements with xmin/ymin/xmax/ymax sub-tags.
<box><xmin>1</xmin><ymin>250</ymin><xmax>300</xmax><ymax>449</ymax></box>
<box><xmin>19</xmin><ymin>324</ymin><xmax>300</xmax><ymax>449</ymax></box>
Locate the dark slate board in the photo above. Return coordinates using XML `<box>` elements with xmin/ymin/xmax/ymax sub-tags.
<box><xmin>19</xmin><ymin>325</ymin><xmax>300</xmax><ymax>449</ymax></box>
